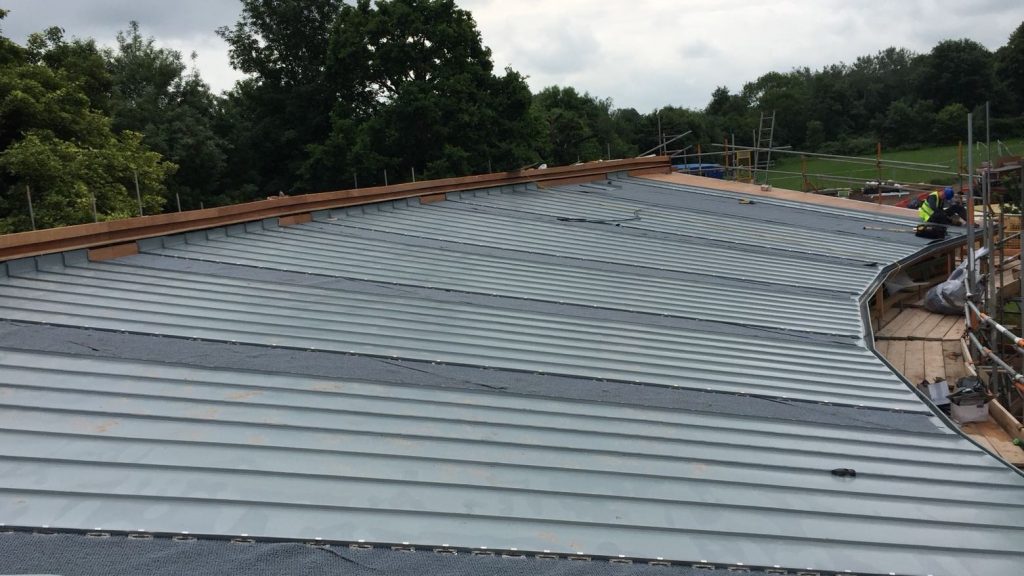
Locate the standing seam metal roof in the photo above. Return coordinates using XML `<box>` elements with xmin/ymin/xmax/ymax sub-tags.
<box><xmin>1</xmin><ymin>348</ymin><xmax>1022</xmax><ymax>576</ymax></box>
<box><xmin>317</xmin><ymin>202</ymin><xmax>881</xmax><ymax>292</ymax></box>
<box><xmin>0</xmin><ymin>259</ymin><xmax>918</xmax><ymax>409</ymax></box>
<box><xmin>141</xmin><ymin>225</ymin><xmax>864</xmax><ymax>335</ymax></box>
<box><xmin>443</xmin><ymin>188</ymin><xmax>911</xmax><ymax>262</ymax></box>
<box><xmin>0</xmin><ymin>173</ymin><xmax>1017</xmax><ymax>576</ymax></box>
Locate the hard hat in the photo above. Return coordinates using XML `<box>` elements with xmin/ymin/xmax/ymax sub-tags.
<box><xmin>943</xmin><ymin>186</ymin><xmax>954</xmax><ymax>200</ymax></box>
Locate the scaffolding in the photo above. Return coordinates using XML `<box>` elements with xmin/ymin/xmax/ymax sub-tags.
<box><xmin>961</xmin><ymin>108</ymin><xmax>1024</xmax><ymax>423</ymax></box>
<box><xmin>733</xmin><ymin>149</ymin><xmax>753</xmax><ymax>183</ymax></box>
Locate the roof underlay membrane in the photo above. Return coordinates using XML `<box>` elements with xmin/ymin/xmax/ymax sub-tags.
<box><xmin>0</xmin><ymin>173</ymin><xmax>1021</xmax><ymax>576</ymax></box>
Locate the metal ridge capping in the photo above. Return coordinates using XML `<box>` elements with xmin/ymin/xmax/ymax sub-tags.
<box><xmin>0</xmin><ymin>157</ymin><xmax>670</xmax><ymax>261</ymax></box>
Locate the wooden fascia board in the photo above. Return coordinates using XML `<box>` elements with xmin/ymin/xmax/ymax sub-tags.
<box><xmin>0</xmin><ymin>157</ymin><xmax>669</xmax><ymax>260</ymax></box>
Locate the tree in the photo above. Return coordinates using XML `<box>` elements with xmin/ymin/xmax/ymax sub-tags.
<box><xmin>608</xmin><ymin>107</ymin><xmax>643</xmax><ymax>158</ymax></box>
<box><xmin>0</xmin><ymin>15</ymin><xmax>174</xmax><ymax>232</ymax></box>
<box><xmin>933</xmin><ymin>103</ymin><xmax>969</xmax><ymax>143</ymax></box>
<box><xmin>532</xmin><ymin>86</ymin><xmax>617</xmax><ymax>165</ymax></box>
<box><xmin>704</xmin><ymin>86</ymin><xmax>753</xmax><ymax>142</ymax></box>
<box><xmin>806</xmin><ymin>64</ymin><xmax>854</xmax><ymax>141</ymax></box>
<box><xmin>740</xmin><ymin>70</ymin><xmax>810</xmax><ymax>148</ymax></box>
<box><xmin>879</xmin><ymin>99</ymin><xmax>935</xmax><ymax>147</ymax></box>
<box><xmin>218</xmin><ymin>0</ymin><xmax>343</xmax><ymax>195</ymax></box>
<box><xmin>846</xmin><ymin>47</ymin><xmax>923</xmax><ymax>135</ymax></box>
<box><xmin>804</xmin><ymin>120</ymin><xmax>826</xmax><ymax>151</ymax></box>
<box><xmin>107</xmin><ymin>22</ymin><xmax>226</xmax><ymax>210</ymax></box>
<box><xmin>918</xmin><ymin>39</ymin><xmax>995</xmax><ymax>110</ymax></box>
<box><xmin>0</xmin><ymin>9</ymin><xmax>24</xmax><ymax>68</ymax></box>
<box><xmin>314</xmin><ymin>0</ymin><xmax>538</xmax><ymax>184</ymax></box>
<box><xmin>1</xmin><ymin>130</ymin><xmax>172</xmax><ymax>231</ymax></box>
<box><xmin>25</xmin><ymin>26</ymin><xmax>111</xmax><ymax>112</ymax></box>
<box><xmin>995</xmin><ymin>21</ymin><xmax>1024</xmax><ymax>115</ymax></box>
<box><xmin>219</xmin><ymin>0</ymin><xmax>542</xmax><ymax>190</ymax></box>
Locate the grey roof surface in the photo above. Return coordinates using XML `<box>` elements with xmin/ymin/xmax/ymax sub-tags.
<box><xmin>0</xmin><ymin>258</ymin><xmax>915</xmax><ymax>409</ymax></box>
<box><xmin>142</xmin><ymin>224</ymin><xmax>865</xmax><ymax>335</ymax></box>
<box><xmin>0</xmin><ymin>174</ymin><xmax>1018</xmax><ymax>576</ymax></box>
<box><xmin>1</xmin><ymin>347</ymin><xmax>1022</xmax><ymax>576</ymax></box>
<box><xmin>317</xmin><ymin>199</ymin><xmax>880</xmax><ymax>292</ymax></box>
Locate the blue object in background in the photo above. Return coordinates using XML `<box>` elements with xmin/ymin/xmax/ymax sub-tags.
<box><xmin>672</xmin><ymin>163</ymin><xmax>724</xmax><ymax>179</ymax></box>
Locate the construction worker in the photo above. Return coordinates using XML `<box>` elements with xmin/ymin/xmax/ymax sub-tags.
<box><xmin>919</xmin><ymin>186</ymin><xmax>966</xmax><ymax>225</ymax></box>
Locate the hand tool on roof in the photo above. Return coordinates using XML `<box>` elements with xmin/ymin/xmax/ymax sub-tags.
<box><xmin>863</xmin><ymin>224</ymin><xmax>948</xmax><ymax>239</ymax></box>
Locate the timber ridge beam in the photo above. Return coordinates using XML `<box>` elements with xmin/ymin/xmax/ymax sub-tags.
<box><xmin>0</xmin><ymin>157</ymin><xmax>670</xmax><ymax>261</ymax></box>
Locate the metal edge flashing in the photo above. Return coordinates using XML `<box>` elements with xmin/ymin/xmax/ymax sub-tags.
<box><xmin>858</xmin><ymin>236</ymin><xmax>1024</xmax><ymax>476</ymax></box>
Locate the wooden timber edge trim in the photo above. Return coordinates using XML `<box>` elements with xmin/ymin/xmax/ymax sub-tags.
<box><xmin>0</xmin><ymin>157</ymin><xmax>669</xmax><ymax>261</ymax></box>
<box><xmin>641</xmin><ymin>172</ymin><xmax>919</xmax><ymax>218</ymax></box>
<box><xmin>87</xmin><ymin>242</ymin><xmax>139</xmax><ymax>262</ymax></box>
<box><xmin>990</xmin><ymin>399</ymin><xmax>1024</xmax><ymax>443</ymax></box>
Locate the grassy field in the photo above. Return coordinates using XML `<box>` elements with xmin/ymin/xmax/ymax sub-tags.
<box><xmin>765</xmin><ymin>139</ymin><xmax>1024</xmax><ymax>192</ymax></box>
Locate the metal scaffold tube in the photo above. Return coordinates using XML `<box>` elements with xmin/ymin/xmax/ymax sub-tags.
<box><xmin>965</xmin><ymin>293</ymin><xmax>1024</xmax><ymax>405</ymax></box>
<box><xmin>710</xmin><ymin>143</ymin><xmax>948</xmax><ymax>169</ymax></box>
<box><xmin>967</xmin><ymin>301</ymin><xmax>1024</xmax><ymax>351</ymax></box>
<box><xmin>966</xmin><ymin>332</ymin><xmax>1024</xmax><ymax>385</ymax></box>
<box><xmin>967</xmin><ymin>113</ymin><xmax>976</xmax><ymax>292</ymax></box>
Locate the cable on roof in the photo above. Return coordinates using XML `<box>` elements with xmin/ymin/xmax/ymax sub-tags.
<box><xmin>557</xmin><ymin>209</ymin><xmax>641</xmax><ymax>225</ymax></box>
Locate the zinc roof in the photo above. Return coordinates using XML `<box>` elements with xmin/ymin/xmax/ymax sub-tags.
<box><xmin>0</xmin><ymin>172</ymin><xmax>1017</xmax><ymax>576</ymax></box>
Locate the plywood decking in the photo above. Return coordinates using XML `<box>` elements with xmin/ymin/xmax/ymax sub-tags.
<box><xmin>876</xmin><ymin>338</ymin><xmax>968</xmax><ymax>385</ymax></box>
<box><xmin>876</xmin><ymin>309</ymin><xmax>964</xmax><ymax>341</ymax></box>
<box><xmin>875</xmin><ymin>306</ymin><xmax>1024</xmax><ymax>468</ymax></box>
<box><xmin>962</xmin><ymin>420</ymin><xmax>1024</xmax><ymax>467</ymax></box>
<box><xmin>644</xmin><ymin>172</ymin><xmax>919</xmax><ymax>218</ymax></box>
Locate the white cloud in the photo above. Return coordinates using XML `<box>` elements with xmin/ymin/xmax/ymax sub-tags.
<box><xmin>462</xmin><ymin>0</ymin><xmax>1023</xmax><ymax>111</ymax></box>
<box><xmin>161</xmin><ymin>35</ymin><xmax>245</xmax><ymax>95</ymax></box>
<box><xmin>3</xmin><ymin>0</ymin><xmax>1021</xmax><ymax>107</ymax></box>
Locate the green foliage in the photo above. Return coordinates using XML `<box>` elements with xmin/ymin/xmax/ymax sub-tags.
<box><xmin>532</xmin><ymin>86</ymin><xmax>616</xmax><ymax>165</ymax></box>
<box><xmin>805</xmin><ymin>120</ymin><xmax>826</xmax><ymax>151</ymax></box>
<box><xmin>2</xmin><ymin>4</ymin><xmax>1023</xmax><ymax>233</ymax></box>
<box><xmin>217</xmin><ymin>0</ymin><xmax>344</xmax><ymax>195</ymax></box>
<box><xmin>0</xmin><ymin>46</ymin><xmax>109</xmax><ymax>151</ymax></box>
<box><xmin>693</xmin><ymin>29</ymin><xmax>1016</xmax><ymax>154</ymax></box>
<box><xmin>0</xmin><ymin>130</ymin><xmax>172</xmax><ymax>232</ymax></box>
<box><xmin>25</xmin><ymin>27</ymin><xmax>111</xmax><ymax>112</ymax></box>
<box><xmin>0</xmin><ymin>13</ymin><xmax>175</xmax><ymax>232</ymax></box>
<box><xmin>220</xmin><ymin>0</ymin><xmax>539</xmax><ymax>192</ymax></box>
<box><xmin>0</xmin><ymin>9</ymin><xmax>26</xmax><ymax>68</ymax></box>
<box><xmin>880</xmin><ymin>99</ymin><xmax>936</xmax><ymax>147</ymax></box>
<box><xmin>934</xmin><ymin>103</ymin><xmax>969</xmax><ymax>143</ymax></box>
<box><xmin>995</xmin><ymin>22</ymin><xmax>1024</xmax><ymax>114</ymax></box>
<box><xmin>108</xmin><ymin>22</ymin><xmax>226</xmax><ymax>209</ymax></box>
<box><xmin>919</xmin><ymin>39</ymin><xmax>995</xmax><ymax>111</ymax></box>
<box><xmin>324</xmin><ymin>0</ymin><xmax>540</xmax><ymax>181</ymax></box>
<box><xmin>740</xmin><ymin>70</ymin><xmax>810</xmax><ymax>147</ymax></box>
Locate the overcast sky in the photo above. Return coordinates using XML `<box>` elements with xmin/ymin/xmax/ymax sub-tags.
<box><xmin>2</xmin><ymin>0</ymin><xmax>1021</xmax><ymax>111</ymax></box>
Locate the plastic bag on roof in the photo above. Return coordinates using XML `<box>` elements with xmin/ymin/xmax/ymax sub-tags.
<box><xmin>923</xmin><ymin>248</ymin><xmax>986</xmax><ymax>315</ymax></box>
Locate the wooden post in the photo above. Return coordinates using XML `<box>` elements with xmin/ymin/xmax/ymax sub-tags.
<box><xmin>876</xmin><ymin>142</ymin><xmax>883</xmax><ymax>204</ymax></box>
<box><xmin>133</xmin><ymin>169</ymin><xmax>143</xmax><ymax>216</ymax></box>
<box><xmin>25</xmin><ymin>184</ymin><xmax>36</xmax><ymax>231</ymax></box>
